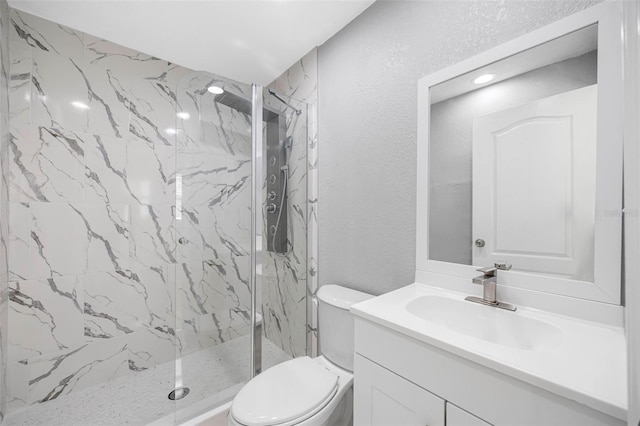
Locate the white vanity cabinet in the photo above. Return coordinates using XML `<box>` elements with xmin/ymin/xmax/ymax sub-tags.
<box><xmin>354</xmin><ymin>354</ymin><xmax>446</xmax><ymax>426</ymax></box>
<box><xmin>354</xmin><ymin>353</ymin><xmax>490</xmax><ymax>426</ymax></box>
<box><xmin>353</xmin><ymin>316</ymin><xmax>625</xmax><ymax>426</ymax></box>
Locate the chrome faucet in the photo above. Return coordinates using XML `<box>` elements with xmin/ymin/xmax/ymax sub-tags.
<box><xmin>465</xmin><ymin>262</ymin><xmax>516</xmax><ymax>311</ymax></box>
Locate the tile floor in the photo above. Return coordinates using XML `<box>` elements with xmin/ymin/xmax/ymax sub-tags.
<box><xmin>5</xmin><ymin>336</ymin><xmax>291</xmax><ymax>426</ymax></box>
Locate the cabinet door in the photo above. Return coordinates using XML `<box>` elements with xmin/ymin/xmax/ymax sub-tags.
<box><xmin>354</xmin><ymin>354</ymin><xmax>445</xmax><ymax>426</ymax></box>
<box><xmin>446</xmin><ymin>403</ymin><xmax>492</xmax><ymax>426</ymax></box>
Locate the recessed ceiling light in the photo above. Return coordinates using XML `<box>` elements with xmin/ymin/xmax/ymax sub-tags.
<box><xmin>207</xmin><ymin>85</ymin><xmax>224</xmax><ymax>95</ymax></box>
<box><xmin>176</xmin><ymin>112</ymin><xmax>190</xmax><ymax>120</ymax></box>
<box><xmin>71</xmin><ymin>101</ymin><xmax>90</xmax><ymax>109</ymax></box>
<box><xmin>473</xmin><ymin>74</ymin><xmax>496</xmax><ymax>85</ymax></box>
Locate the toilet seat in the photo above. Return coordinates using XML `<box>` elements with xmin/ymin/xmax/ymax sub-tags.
<box><xmin>230</xmin><ymin>357</ymin><xmax>340</xmax><ymax>426</ymax></box>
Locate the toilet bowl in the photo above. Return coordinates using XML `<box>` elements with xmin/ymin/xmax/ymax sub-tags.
<box><xmin>228</xmin><ymin>285</ymin><xmax>373</xmax><ymax>426</ymax></box>
<box><xmin>228</xmin><ymin>355</ymin><xmax>353</xmax><ymax>426</ymax></box>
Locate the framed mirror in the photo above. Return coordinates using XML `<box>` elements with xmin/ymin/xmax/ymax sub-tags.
<box><xmin>416</xmin><ymin>2</ymin><xmax>623</xmax><ymax>304</ymax></box>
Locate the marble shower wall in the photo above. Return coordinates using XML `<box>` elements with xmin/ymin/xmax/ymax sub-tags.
<box><xmin>0</xmin><ymin>0</ymin><xmax>10</xmax><ymax>419</ymax></box>
<box><xmin>7</xmin><ymin>9</ymin><xmax>182</xmax><ymax>410</ymax></box>
<box><xmin>265</xmin><ymin>48</ymin><xmax>317</xmax><ymax>358</ymax></box>
<box><xmin>6</xmin><ymin>9</ymin><xmax>253</xmax><ymax>410</ymax></box>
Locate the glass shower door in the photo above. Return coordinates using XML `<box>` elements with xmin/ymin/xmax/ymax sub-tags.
<box><xmin>172</xmin><ymin>72</ymin><xmax>255</xmax><ymax>419</ymax></box>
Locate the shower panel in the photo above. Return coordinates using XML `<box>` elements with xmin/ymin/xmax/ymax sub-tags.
<box><xmin>214</xmin><ymin>91</ymin><xmax>290</xmax><ymax>254</ymax></box>
<box><xmin>264</xmin><ymin>113</ymin><xmax>289</xmax><ymax>254</ymax></box>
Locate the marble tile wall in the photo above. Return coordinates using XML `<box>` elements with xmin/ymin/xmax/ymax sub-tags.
<box><xmin>265</xmin><ymin>48</ymin><xmax>318</xmax><ymax>358</ymax></box>
<box><xmin>6</xmin><ymin>9</ymin><xmax>254</xmax><ymax>411</ymax></box>
<box><xmin>6</xmin><ymin>9</ymin><xmax>182</xmax><ymax>410</ymax></box>
<box><xmin>0</xmin><ymin>0</ymin><xmax>10</xmax><ymax>419</ymax></box>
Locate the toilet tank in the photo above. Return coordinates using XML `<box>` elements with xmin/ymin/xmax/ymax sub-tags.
<box><xmin>317</xmin><ymin>285</ymin><xmax>373</xmax><ymax>372</ymax></box>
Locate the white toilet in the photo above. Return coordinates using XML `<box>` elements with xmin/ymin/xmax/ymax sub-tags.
<box><xmin>228</xmin><ymin>285</ymin><xmax>373</xmax><ymax>426</ymax></box>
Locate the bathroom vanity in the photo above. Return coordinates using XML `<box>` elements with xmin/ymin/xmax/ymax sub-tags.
<box><xmin>351</xmin><ymin>284</ymin><xmax>626</xmax><ymax>426</ymax></box>
<box><xmin>350</xmin><ymin>3</ymin><xmax>631</xmax><ymax>425</ymax></box>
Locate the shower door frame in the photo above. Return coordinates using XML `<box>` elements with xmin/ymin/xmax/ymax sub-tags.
<box><xmin>250</xmin><ymin>84</ymin><xmax>263</xmax><ymax>378</ymax></box>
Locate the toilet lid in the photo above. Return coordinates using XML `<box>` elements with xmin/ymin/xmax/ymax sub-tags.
<box><xmin>231</xmin><ymin>356</ymin><xmax>339</xmax><ymax>426</ymax></box>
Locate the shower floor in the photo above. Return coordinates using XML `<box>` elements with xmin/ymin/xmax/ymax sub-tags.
<box><xmin>4</xmin><ymin>336</ymin><xmax>292</xmax><ymax>426</ymax></box>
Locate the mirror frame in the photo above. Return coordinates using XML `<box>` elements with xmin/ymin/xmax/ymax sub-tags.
<box><xmin>416</xmin><ymin>2</ymin><xmax>624</xmax><ymax>305</ymax></box>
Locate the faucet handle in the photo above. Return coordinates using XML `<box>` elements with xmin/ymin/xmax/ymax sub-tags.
<box><xmin>494</xmin><ymin>262</ymin><xmax>512</xmax><ymax>271</ymax></box>
<box><xmin>476</xmin><ymin>266</ymin><xmax>497</xmax><ymax>276</ymax></box>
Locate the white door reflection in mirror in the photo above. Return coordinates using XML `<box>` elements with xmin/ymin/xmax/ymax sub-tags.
<box><xmin>472</xmin><ymin>85</ymin><xmax>596</xmax><ymax>281</ymax></box>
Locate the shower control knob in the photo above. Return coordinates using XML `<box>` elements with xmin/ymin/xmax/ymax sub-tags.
<box><xmin>267</xmin><ymin>204</ymin><xmax>277</xmax><ymax>214</ymax></box>
<box><xmin>178</xmin><ymin>237</ymin><xmax>188</xmax><ymax>245</ymax></box>
<box><xmin>268</xmin><ymin>191</ymin><xmax>277</xmax><ymax>201</ymax></box>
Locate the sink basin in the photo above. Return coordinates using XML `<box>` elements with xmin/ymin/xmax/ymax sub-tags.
<box><xmin>406</xmin><ymin>296</ymin><xmax>563</xmax><ymax>351</ymax></box>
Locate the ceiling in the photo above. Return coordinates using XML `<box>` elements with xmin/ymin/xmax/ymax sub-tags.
<box><xmin>8</xmin><ymin>0</ymin><xmax>375</xmax><ymax>85</ymax></box>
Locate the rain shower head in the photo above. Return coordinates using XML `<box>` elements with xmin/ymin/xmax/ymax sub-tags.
<box><xmin>214</xmin><ymin>91</ymin><xmax>252</xmax><ymax>116</ymax></box>
<box><xmin>214</xmin><ymin>91</ymin><xmax>279</xmax><ymax>121</ymax></box>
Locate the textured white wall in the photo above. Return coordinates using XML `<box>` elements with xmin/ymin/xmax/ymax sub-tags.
<box><xmin>317</xmin><ymin>0</ymin><xmax>602</xmax><ymax>296</ymax></box>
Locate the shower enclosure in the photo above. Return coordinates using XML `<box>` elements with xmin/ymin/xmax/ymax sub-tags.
<box><xmin>169</xmin><ymin>70</ymin><xmax>311</xmax><ymax>423</ymax></box>
<box><xmin>3</xmin><ymin>8</ymin><xmax>315</xmax><ymax>426</ymax></box>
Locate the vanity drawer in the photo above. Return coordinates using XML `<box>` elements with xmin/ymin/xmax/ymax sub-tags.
<box><xmin>354</xmin><ymin>353</ymin><xmax>445</xmax><ymax>426</ymax></box>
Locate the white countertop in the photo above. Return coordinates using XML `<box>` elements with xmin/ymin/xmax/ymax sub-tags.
<box><xmin>351</xmin><ymin>282</ymin><xmax>627</xmax><ymax>420</ymax></box>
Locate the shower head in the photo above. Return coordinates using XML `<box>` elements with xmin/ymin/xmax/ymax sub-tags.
<box><xmin>214</xmin><ymin>91</ymin><xmax>279</xmax><ymax>121</ymax></box>
<box><xmin>213</xmin><ymin>91</ymin><xmax>252</xmax><ymax>116</ymax></box>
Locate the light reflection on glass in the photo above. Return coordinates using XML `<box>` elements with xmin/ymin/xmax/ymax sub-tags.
<box><xmin>71</xmin><ymin>100</ymin><xmax>90</xmax><ymax>110</ymax></box>
<box><xmin>176</xmin><ymin>174</ymin><xmax>182</xmax><ymax>221</ymax></box>
<box><xmin>207</xmin><ymin>86</ymin><xmax>224</xmax><ymax>95</ymax></box>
